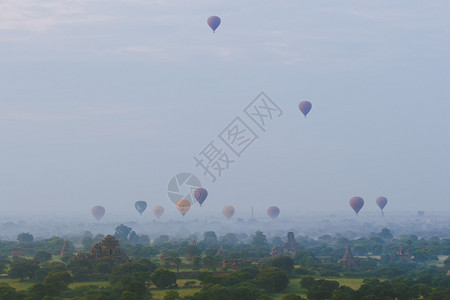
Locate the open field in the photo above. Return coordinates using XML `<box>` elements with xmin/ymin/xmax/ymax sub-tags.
<box><xmin>0</xmin><ymin>278</ymin><xmax>110</xmax><ymax>292</ymax></box>
<box><xmin>68</xmin><ymin>281</ymin><xmax>110</xmax><ymax>289</ymax></box>
<box><xmin>0</xmin><ymin>278</ymin><xmax>34</xmax><ymax>291</ymax></box>
<box><xmin>321</xmin><ymin>277</ymin><xmax>365</xmax><ymax>290</ymax></box>
<box><xmin>150</xmin><ymin>287</ymin><xmax>201</xmax><ymax>299</ymax></box>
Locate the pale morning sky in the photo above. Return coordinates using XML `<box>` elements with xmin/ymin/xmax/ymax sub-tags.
<box><xmin>1</xmin><ymin>1</ymin><xmax>449</xmax><ymax>218</ymax></box>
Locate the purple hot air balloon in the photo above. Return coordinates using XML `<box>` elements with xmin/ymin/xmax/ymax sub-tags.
<box><xmin>91</xmin><ymin>205</ymin><xmax>105</xmax><ymax>221</ymax></box>
<box><xmin>349</xmin><ymin>197</ymin><xmax>364</xmax><ymax>215</ymax></box>
<box><xmin>267</xmin><ymin>206</ymin><xmax>280</xmax><ymax>219</ymax></box>
<box><xmin>194</xmin><ymin>188</ymin><xmax>208</xmax><ymax>206</ymax></box>
<box><xmin>376</xmin><ymin>196</ymin><xmax>388</xmax><ymax>212</ymax></box>
<box><xmin>298</xmin><ymin>101</ymin><xmax>312</xmax><ymax>117</ymax></box>
<box><xmin>207</xmin><ymin>16</ymin><xmax>221</xmax><ymax>33</ymax></box>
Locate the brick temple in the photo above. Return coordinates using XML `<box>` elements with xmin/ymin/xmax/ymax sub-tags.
<box><xmin>76</xmin><ymin>235</ymin><xmax>129</xmax><ymax>263</ymax></box>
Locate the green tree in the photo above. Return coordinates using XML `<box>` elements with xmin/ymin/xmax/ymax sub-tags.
<box><xmin>444</xmin><ymin>256</ymin><xmax>450</xmax><ymax>266</ymax></box>
<box><xmin>184</xmin><ymin>244</ymin><xmax>201</xmax><ymax>259</ymax></box>
<box><xmin>307</xmin><ymin>279</ymin><xmax>340</xmax><ymax>300</ymax></box>
<box><xmin>139</xmin><ymin>234</ymin><xmax>150</xmax><ymax>246</ymax></box>
<box><xmin>128</xmin><ymin>231</ymin><xmax>140</xmax><ymax>245</ymax></box>
<box><xmin>29</xmin><ymin>283</ymin><xmax>48</xmax><ymax>300</ymax></box>
<box><xmin>193</xmin><ymin>284</ymin><xmax>230</xmax><ymax>300</ymax></box>
<box><xmin>199</xmin><ymin>231</ymin><xmax>218</xmax><ymax>250</ymax></box>
<box><xmin>154</xmin><ymin>235</ymin><xmax>169</xmax><ymax>244</ymax></box>
<box><xmin>192</xmin><ymin>256</ymin><xmax>202</xmax><ymax>270</ymax></box>
<box><xmin>68</xmin><ymin>258</ymin><xmax>92</xmax><ymax>281</ymax></box>
<box><xmin>151</xmin><ymin>269</ymin><xmax>177</xmax><ymax>289</ymax></box>
<box><xmin>94</xmin><ymin>258</ymin><xmax>115</xmax><ymax>274</ymax></box>
<box><xmin>300</xmin><ymin>276</ymin><xmax>315</xmax><ymax>290</ymax></box>
<box><xmin>331</xmin><ymin>286</ymin><xmax>355</xmax><ymax>300</ymax></box>
<box><xmin>252</xmin><ymin>231</ymin><xmax>268</xmax><ymax>247</ymax></box>
<box><xmin>282</xmin><ymin>294</ymin><xmax>304</xmax><ymax>300</ymax></box>
<box><xmin>355</xmin><ymin>278</ymin><xmax>395</xmax><ymax>300</ymax></box>
<box><xmin>110</xmin><ymin>260</ymin><xmax>156</xmax><ymax>284</ymax></box>
<box><xmin>81</xmin><ymin>235</ymin><xmax>94</xmax><ymax>252</ymax></box>
<box><xmin>272</xmin><ymin>256</ymin><xmax>294</xmax><ymax>274</ymax></box>
<box><xmin>221</xmin><ymin>233</ymin><xmax>238</xmax><ymax>245</ymax></box>
<box><xmin>93</xmin><ymin>234</ymin><xmax>105</xmax><ymax>243</ymax></box>
<box><xmin>42</xmin><ymin>272</ymin><xmax>71</xmax><ymax>296</ymax></box>
<box><xmin>8</xmin><ymin>258</ymin><xmax>40</xmax><ymax>280</ymax></box>
<box><xmin>117</xmin><ymin>276</ymin><xmax>149</xmax><ymax>299</ymax></box>
<box><xmin>414</xmin><ymin>248</ymin><xmax>438</xmax><ymax>263</ymax></box>
<box><xmin>203</xmin><ymin>231</ymin><xmax>217</xmax><ymax>242</ymax></box>
<box><xmin>256</xmin><ymin>267</ymin><xmax>289</xmax><ymax>293</ymax></box>
<box><xmin>17</xmin><ymin>232</ymin><xmax>34</xmax><ymax>243</ymax></box>
<box><xmin>203</xmin><ymin>256</ymin><xmax>216</xmax><ymax>270</ymax></box>
<box><xmin>0</xmin><ymin>283</ymin><xmax>18</xmax><ymax>299</ymax></box>
<box><xmin>164</xmin><ymin>290</ymin><xmax>180</xmax><ymax>300</ymax></box>
<box><xmin>115</xmin><ymin>224</ymin><xmax>132</xmax><ymax>242</ymax></box>
<box><xmin>0</xmin><ymin>259</ymin><xmax>9</xmax><ymax>274</ymax></box>
<box><xmin>120</xmin><ymin>290</ymin><xmax>139</xmax><ymax>300</ymax></box>
<box><xmin>272</xmin><ymin>236</ymin><xmax>283</xmax><ymax>246</ymax></box>
<box><xmin>34</xmin><ymin>251</ymin><xmax>52</xmax><ymax>264</ymax></box>
<box><xmin>379</xmin><ymin>228</ymin><xmax>393</xmax><ymax>240</ymax></box>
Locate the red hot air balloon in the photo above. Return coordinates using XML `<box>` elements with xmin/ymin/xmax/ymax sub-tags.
<box><xmin>194</xmin><ymin>188</ymin><xmax>208</xmax><ymax>206</ymax></box>
<box><xmin>207</xmin><ymin>16</ymin><xmax>221</xmax><ymax>33</ymax></box>
<box><xmin>153</xmin><ymin>206</ymin><xmax>164</xmax><ymax>219</ymax></box>
<box><xmin>267</xmin><ymin>206</ymin><xmax>280</xmax><ymax>219</ymax></box>
<box><xmin>349</xmin><ymin>197</ymin><xmax>364</xmax><ymax>215</ymax></box>
<box><xmin>222</xmin><ymin>206</ymin><xmax>235</xmax><ymax>220</ymax></box>
<box><xmin>92</xmin><ymin>206</ymin><xmax>105</xmax><ymax>221</ymax></box>
<box><xmin>376</xmin><ymin>197</ymin><xmax>388</xmax><ymax>215</ymax></box>
<box><xmin>298</xmin><ymin>101</ymin><xmax>312</xmax><ymax>117</ymax></box>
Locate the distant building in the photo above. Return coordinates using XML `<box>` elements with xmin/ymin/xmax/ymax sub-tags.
<box><xmin>11</xmin><ymin>248</ymin><xmax>23</xmax><ymax>257</ymax></box>
<box><xmin>338</xmin><ymin>245</ymin><xmax>357</xmax><ymax>268</ymax></box>
<box><xmin>216</xmin><ymin>244</ymin><xmax>226</xmax><ymax>257</ymax></box>
<box><xmin>185</xmin><ymin>239</ymin><xmax>199</xmax><ymax>260</ymax></box>
<box><xmin>271</xmin><ymin>232</ymin><xmax>299</xmax><ymax>257</ymax></box>
<box><xmin>60</xmin><ymin>240</ymin><xmax>72</xmax><ymax>257</ymax></box>
<box><xmin>391</xmin><ymin>248</ymin><xmax>412</xmax><ymax>263</ymax></box>
<box><xmin>222</xmin><ymin>258</ymin><xmax>244</xmax><ymax>270</ymax></box>
<box><xmin>76</xmin><ymin>235</ymin><xmax>129</xmax><ymax>263</ymax></box>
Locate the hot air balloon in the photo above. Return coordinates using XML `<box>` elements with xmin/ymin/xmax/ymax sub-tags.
<box><xmin>267</xmin><ymin>206</ymin><xmax>280</xmax><ymax>219</ymax></box>
<box><xmin>349</xmin><ymin>197</ymin><xmax>364</xmax><ymax>215</ymax></box>
<box><xmin>153</xmin><ymin>206</ymin><xmax>164</xmax><ymax>219</ymax></box>
<box><xmin>376</xmin><ymin>197</ymin><xmax>388</xmax><ymax>215</ymax></box>
<box><xmin>207</xmin><ymin>16</ymin><xmax>221</xmax><ymax>33</ymax></box>
<box><xmin>135</xmin><ymin>201</ymin><xmax>147</xmax><ymax>215</ymax></box>
<box><xmin>91</xmin><ymin>206</ymin><xmax>105</xmax><ymax>221</ymax></box>
<box><xmin>176</xmin><ymin>200</ymin><xmax>191</xmax><ymax>216</ymax></box>
<box><xmin>222</xmin><ymin>206</ymin><xmax>235</xmax><ymax>220</ymax></box>
<box><xmin>298</xmin><ymin>101</ymin><xmax>312</xmax><ymax>117</ymax></box>
<box><xmin>194</xmin><ymin>188</ymin><xmax>208</xmax><ymax>207</ymax></box>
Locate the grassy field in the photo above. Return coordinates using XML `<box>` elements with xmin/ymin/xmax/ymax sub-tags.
<box><xmin>68</xmin><ymin>281</ymin><xmax>110</xmax><ymax>289</ymax></box>
<box><xmin>150</xmin><ymin>287</ymin><xmax>201</xmax><ymax>299</ymax></box>
<box><xmin>271</xmin><ymin>277</ymin><xmax>366</xmax><ymax>299</ymax></box>
<box><xmin>0</xmin><ymin>278</ymin><xmax>35</xmax><ymax>291</ymax></box>
<box><xmin>0</xmin><ymin>278</ymin><xmax>111</xmax><ymax>292</ymax></box>
<box><xmin>321</xmin><ymin>277</ymin><xmax>365</xmax><ymax>290</ymax></box>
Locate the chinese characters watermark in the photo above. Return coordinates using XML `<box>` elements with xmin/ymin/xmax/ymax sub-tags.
<box><xmin>193</xmin><ymin>92</ymin><xmax>283</xmax><ymax>183</ymax></box>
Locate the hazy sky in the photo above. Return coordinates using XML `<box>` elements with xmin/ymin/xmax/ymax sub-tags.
<box><xmin>1</xmin><ymin>0</ymin><xmax>449</xmax><ymax>218</ymax></box>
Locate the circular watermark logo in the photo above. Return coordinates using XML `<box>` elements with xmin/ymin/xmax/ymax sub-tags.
<box><xmin>167</xmin><ymin>172</ymin><xmax>202</xmax><ymax>206</ymax></box>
